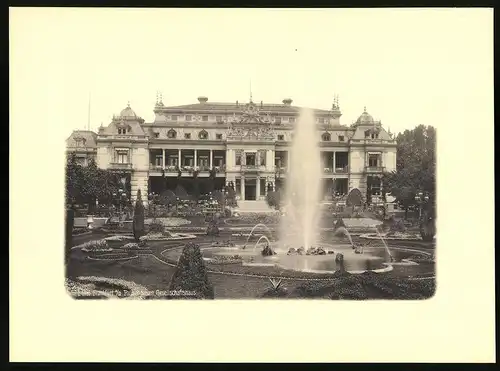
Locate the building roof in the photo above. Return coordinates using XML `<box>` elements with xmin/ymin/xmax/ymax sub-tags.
<box><xmin>157</xmin><ymin>100</ymin><xmax>334</xmax><ymax>115</ymax></box>
<box><xmin>66</xmin><ymin>130</ymin><xmax>97</xmax><ymax>148</ymax></box>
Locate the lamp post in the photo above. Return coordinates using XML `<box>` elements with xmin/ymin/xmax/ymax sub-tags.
<box><xmin>414</xmin><ymin>191</ymin><xmax>430</xmax><ymax>220</ymax></box>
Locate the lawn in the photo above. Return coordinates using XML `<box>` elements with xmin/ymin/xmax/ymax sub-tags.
<box><xmin>66</xmin><ymin>231</ymin><xmax>436</xmax><ymax>300</ymax></box>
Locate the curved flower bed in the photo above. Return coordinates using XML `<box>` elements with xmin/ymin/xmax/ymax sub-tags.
<box><xmin>139</xmin><ymin>232</ymin><xmax>197</xmax><ymax>242</ymax></box>
<box><xmin>104</xmin><ymin>235</ymin><xmax>135</xmax><ymax>242</ymax></box>
<box><xmin>75</xmin><ymin>239</ymin><xmax>113</xmax><ymax>252</ymax></box>
<box><xmin>144</xmin><ymin>217</ymin><xmax>191</xmax><ymax>227</ymax></box>
<box><xmin>360</xmin><ymin>232</ymin><xmax>421</xmax><ymax>241</ymax></box>
<box><xmin>205</xmin><ymin>255</ymin><xmax>243</xmax><ymax>265</ymax></box>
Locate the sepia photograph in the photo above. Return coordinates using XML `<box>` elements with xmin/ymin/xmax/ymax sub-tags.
<box><xmin>10</xmin><ymin>7</ymin><xmax>494</xmax><ymax>363</ymax></box>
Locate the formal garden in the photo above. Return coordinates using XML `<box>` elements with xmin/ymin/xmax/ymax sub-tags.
<box><xmin>65</xmin><ymin>125</ymin><xmax>436</xmax><ymax>300</ymax></box>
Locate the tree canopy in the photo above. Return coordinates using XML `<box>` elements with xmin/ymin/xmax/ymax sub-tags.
<box><xmin>382</xmin><ymin>125</ymin><xmax>436</xmax><ymax>217</ymax></box>
<box><xmin>65</xmin><ymin>153</ymin><xmax>129</xmax><ymax>208</ymax></box>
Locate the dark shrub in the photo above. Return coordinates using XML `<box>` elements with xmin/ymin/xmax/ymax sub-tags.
<box><xmin>132</xmin><ymin>189</ymin><xmax>145</xmax><ymax>241</ymax></box>
<box><xmin>266</xmin><ymin>191</ymin><xmax>282</xmax><ymax>210</ymax></box>
<box><xmin>346</xmin><ymin>188</ymin><xmax>363</xmax><ymax>207</ymax></box>
<box><xmin>168</xmin><ymin>242</ymin><xmax>214</xmax><ymax>299</ymax></box>
<box><xmin>420</xmin><ymin>217</ymin><xmax>436</xmax><ymax>242</ymax></box>
<box><xmin>261</xmin><ymin>287</ymin><xmax>288</xmax><ymax>298</ymax></box>
<box><xmin>261</xmin><ymin>245</ymin><xmax>276</xmax><ymax>256</ymax></box>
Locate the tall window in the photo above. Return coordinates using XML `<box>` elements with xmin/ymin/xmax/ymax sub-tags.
<box><xmin>368</xmin><ymin>154</ymin><xmax>380</xmax><ymax>167</ymax></box>
<box><xmin>155</xmin><ymin>156</ymin><xmax>162</xmax><ymax>166</ymax></box>
<box><xmin>235</xmin><ymin>152</ymin><xmax>241</xmax><ymax>166</ymax></box>
<box><xmin>259</xmin><ymin>150</ymin><xmax>266</xmax><ymax>166</ymax></box>
<box><xmin>260</xmin><ymin>179</ymin><xmax>266</xmax><ymax>196</ymax></box>
<box><xmin>246</xmin><ymin>153</ymin><xmax>256</xmax><ymax>166</ymax></box>
<box><xmin>185</xmin><ymin>115</ymin><xmax>192</xmax><ymax>121</ymax></box>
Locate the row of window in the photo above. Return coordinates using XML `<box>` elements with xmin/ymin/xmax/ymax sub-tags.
<box><xmin>164</xmin><ymin>115</ymin><xmax>340</xmax><ymax>124</ymax></box>
<box><xmin>154</xmin><ymin>129</ymin><xmax>223</xmax><ymax>140</ymax></box>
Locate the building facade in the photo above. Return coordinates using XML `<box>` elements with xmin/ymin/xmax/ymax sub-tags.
<box><xmin>66</xmin><ymin>95</ymin><xmax>397</xmax><ymax>206</ymax></box>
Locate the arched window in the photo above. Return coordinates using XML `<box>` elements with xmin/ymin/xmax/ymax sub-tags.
<box><xmin>198</xmin><ymin>130</ymin><xmax>208</xmax><ymax>140</ymax></box>
<box><xmin>321</xmin><ymin>132</ymin><xmax>331</xmax><ymax>141</ymax></box>
<box><xmin>167</xmin><ymin>129</ymin><xmax>177</xmax><ymax>139</ymax></box>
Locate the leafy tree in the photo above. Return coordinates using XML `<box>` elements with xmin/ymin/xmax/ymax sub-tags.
<box><xmin>65</xmin><ymin>206</ymin><xmax>75</xmax><ymax>266</ymax></box>
<box><xmin>132</xmin><ymin>189</ymin><xmax>145</xmax><ymax>241</ymax></box>
<box><xmin>65</xmin><ymin>154</ymin><xmax>127</xmax><ymax>210</ymax></box>
<box><xmin>168</xmin><ymin>242</ymin><xmax>214</xmax><ymax>299</ymax></box>
<box><xmin>382</xmin><ymin>125</ymin><xmax>436</xmax><ymax>220</ymax></box>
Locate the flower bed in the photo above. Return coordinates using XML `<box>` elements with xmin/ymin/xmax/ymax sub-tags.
<box><xmin>360</xmin><ymin>232</ymin><xmax>421</xmax><ymax>241</ymax></box>
<box><xmin>76</xmin><ymin>239</ymin><xmax>112</xmax><ymax>252</ymax></box>
<box><xmin>226</xmin><ymin>213</ymin><xmax>281</xmax><ymax>226</ymax></box>
<box><xmin>104</xmin><ymin>235</ymin><xmax>135</xmax><ymax>242</ymax></box>
<box><xmin>206</xmin><ymin>255</ymin><xmax>243</xmax><ymax>265</ymax></box>
<box><xmin>139</xmin><ymin>232</ymin><xmax>197</xmax><ymax>241</ymax></box>
<box><xmin>145</xmin><ymin>217</ymin><xmax>192</xmax><ymax>227</ymax></box>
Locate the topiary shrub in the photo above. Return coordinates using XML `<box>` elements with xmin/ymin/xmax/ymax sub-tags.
<box><xmin>420</xmin><ymin>217</ymin><xmax>436</xmax><ymax>242</ymax></box>
<box><xmin>132</xmin><ymin>189</ymin><xmax>145</xmax><ymax>242</ymax></box>
<box><xmin>266</xmin><ymin>191</ymin><xmax>282</xmax><ymax>210</ymax></box>
<box><xmin>168</xmin><ymin>242</ymin><xmax>214</xmax><ymax>299</ymax></box>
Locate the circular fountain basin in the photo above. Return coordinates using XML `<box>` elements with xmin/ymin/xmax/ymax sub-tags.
<box><xmin>162</xmin><ymin>240</ymin><xmax>416</xmax><ymax>274</ymax></box>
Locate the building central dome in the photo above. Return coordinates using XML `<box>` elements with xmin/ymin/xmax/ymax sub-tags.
<box><xmin>355</xmin><ymin>107</ymin><xmax>374</xmax><ymax>125</ymax></box>
<box><xmin>119</xmin><ymin>103</ymin><xmax>137</xmax><ymax>119</ymax></box>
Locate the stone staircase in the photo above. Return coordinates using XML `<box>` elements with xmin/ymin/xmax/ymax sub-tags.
<box><xmin>236</xmin><ymin>200</ymin><xmax>275</xmax><ymax>213</ymax></box>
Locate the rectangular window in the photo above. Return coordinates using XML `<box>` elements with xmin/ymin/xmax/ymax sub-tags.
<box><xmin>235</xmin><ymin>153</ymin><xmax>241</xmax><ymax>166</ymax></box>
<box><xmin>260</xmin><ymin>179</ymin><xmax>266</xmax><ymax>196</ymax></box>
<box><xmin>274</xmin><ymin>117</ymin><xmax>282</xmax><ymax>124</ymax></box>
<box><xmin>216</xmin><ymin>115</ymin><xmax>223</xmax><ymax>122</ymax></box>
<box><xmin>155</xmin><ymin>156</ymin><xmax>162</xmax><ymax>166</ymax></box>
<box><xmin>259</xmin><ymin>151</ymin><xmax>266</xmax><ymax>166</ymax></box>
<box><xmin>116</xmin><ymin>151</ymin><xmax>128</xmax><ymax>164</ymax></box>
<box><xmin>202</xmin><ymin>115</ymin><xmax>208</xmax><ymax>121</ymax></box>
<box><xmin>277</xmin><ymin>134</ymin><xmax>284</xmax><ymax>141</ymax></box>
<box><xmin>184</xmin><ymin>133</ymin><xmax>191</xmax><ymax>139</ymax></box>
<box><xmin>246</xmin><ymin>153</ymin><xmax>256</xmax><ymax>166</ymax></box>
<box><xmin>216</xmin><ymin>133</ymin><xmax>223</xmax><ymax>140</ymax></box>
<box><xmin>318</xmin><ymin>117</ymin><xmax>325</xmax><ymax>124</ymax></box>
<box><xmin>171</xmin><ymin>115</ymin><xmax>178</xmax><ymax>121</ymax></box>
<box><xmin>371</xmin><ymin>133</ymin><xmax>379</xmax><ymax>139</ymax></box>
<box><xmin>289</xmin><ymin>117</ymin><xmax>295</xmax><ymax>123</ymax></box>
<box><xmin>368</xmin><ymin>154</ymin><xmax>380</xmax><ymax>167</ymax></box>
<box><xmin>338</xmin><ymin>135</ymin><xmax>344</xmax><ymax>142</ymax></box>
<box><xmin>185</xmin><ymin>115</ymin><xmax>192</xmax><ymax>121</ymax></box>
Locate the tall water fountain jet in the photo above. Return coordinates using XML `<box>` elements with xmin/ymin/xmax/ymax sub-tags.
<box><xmin>280</xmin><ymin>108</ymin><xmax>322</xmax><ymax>251</ymax></box>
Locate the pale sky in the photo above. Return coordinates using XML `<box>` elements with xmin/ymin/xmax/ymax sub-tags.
<box><xmin>10</xmin><ymin>8</ymin><xmax>493</xmax><ymax>137</ymax></box>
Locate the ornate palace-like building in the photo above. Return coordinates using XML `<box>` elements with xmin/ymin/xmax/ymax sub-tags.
<box><xmin>66</xmin><ymin>95</ymin><xmax>397</xmax><ymax>208</ymax></box>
